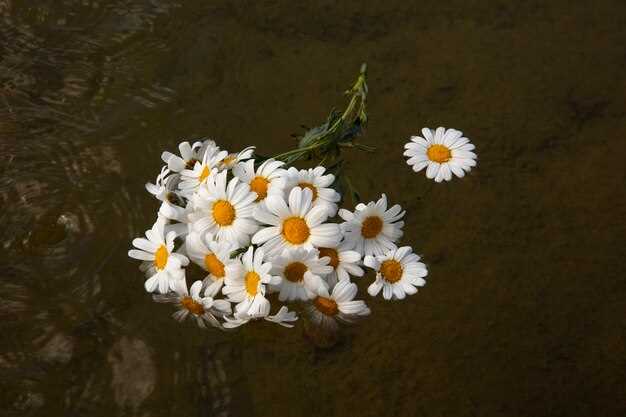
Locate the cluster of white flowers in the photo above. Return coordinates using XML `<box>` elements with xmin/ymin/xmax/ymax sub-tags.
<box><xmin>130</xmin><ymin>127</ymin><xmax>476</xmax><ymax>333</ymax></box>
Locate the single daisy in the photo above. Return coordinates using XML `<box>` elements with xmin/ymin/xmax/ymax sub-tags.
<box><xmin>178</xmin><ymin>146</ymin><xmax>228</xmax><ymax>195</ymax></box>
<box><xmin>252</xmin><ymin>187</ymin><xmax>342</xmax><ymax>257</ymax></box>
<box><xmin>282</xmin><ymin>166</ymin><xmax>341</xmax><ymax>217</ymax></box>
<box><xmin>304</xmin><ymin>280</ymin><xmax>371</xmax><ymax>332</ymax></box>
<box><xmin>128</xmin><ymin>220</ymin><xmax>189</xmax><ymax>294</ymax></box>
<box><xmin>188</xmin><ymin>170</ymin><xmax>259</xmax><ymax>247</ymax></box>
<box><xmin>223</xmin><ymin>305</ymin><xmax>298</xmax><ymax>329</ymax></box>
<box><xmin>153</xmin><ymin>280</ymin><xmax>231</xmax><ymax>329</ymax></box>
<box><xmin>220</xmin><ymin>146</ymin><xmax>255</xmax><ymax>170</ymax></box>
<box><xmin>339</xmin><ymin>193</ymin><xmax>404</xmax><ymax>257</ymax></box>
<box><xmin>317</xmin><ymin>241</ymin><xmax>364</xmax><ymax>287</ymax></box>
<box><xmin>222</xmin><ymin>246</ymin><xmax>280</xmax><ymax>318</ymax></box>
<box><xmin>161</xmin><ymin>140</ymin><xmax>216</xmax><ymax>173</ymax></box>
<box><xmin>364</xmin><ymin>246</ymin><xmax>428</xmax><ymax>300</ymax></box>
<box><xmin>270</xmin><ymin>247</ymin><xmax>332</xmax><ymax>302</ymax></box>
<box><xmin>185</xmin><ymin>231</ymin><xmax>239</xmax><ymax>297</ymax></box>
<box><xmin>145</xmin><ymin>166</ymin><xmax>182</xmax><ymax>205</ymax></box>
<box><xmin>232</xmin><ymin>158</ymin><xmax>286</xmax><ymax>203</ymax></box>
<box><xmin>404</xmin><ymin>127</ymin><xmax>477</xmax><ymax>182</ymax></box>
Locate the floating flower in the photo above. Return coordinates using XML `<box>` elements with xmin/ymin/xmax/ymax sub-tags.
<box><xmin>222</xmin><ymin>246</ymin><xmax>280</xmax><ymax>317</ymax></box>
<box><xmin>270</xmin><ymin>247</ymin><xmax>331</xmax><ymax>302</ymax></box>
<box><xmin>304</xmin><ymin>280</ymin><xmax>370</xmax><ymax>332</ymax></box>
<box><xmin>232</xmin><ymin>158</ymin><xmax>286</xmax><ymax>203</ymax></box>
<box><xmin>282</xmin><ymin>166</ymin><xmax>341</xmax><ymax>217</ymax></box>
<box><xmin>188</xmin><ymin>171</ymin><xmax>259</xmax><ymax>247</ymax></box>
<box><xmin>128</xmin><ymin>221</ymin><xmax>189</xmax><ymax>293</ymax></box>
<box><xmin>252</xmin><ymin>187</ymin><xmax>342</xmax><ymax>257</ymax></box>
<box><xmin>223</xmin><ymin>305</ymin><xmax>298</xmax><ymax>329</ymax></box>
<box><xmin>339</xmin><ymin>194</ymin><xmax>404</xmax><ymax>257</ymax></box>
<box><xmin>317</xmin><ymin>241</ymin><xmax>364</xmax><ymax>287</ymax></box>
<box><xmin>178</xmin><ymin>146</ymin><xmax>228</xmax><ymax>195</ymax></box>
<box><xmin>185</xmin><ymin>231</ymin><xmax>239</xmax><ymax>297</ymax></box>
<box><xmin>404</xmin><ymin>127</ymin><xmax>477</xmax><ymax>182</ymax></box>
<box><xmin>154</xmin><ymin>280</ymin><xmax>231</xmax><ymax>329</ymax></box>
<box><xmin>220</xmin><ymin>146</ymin><xmax>255</xmax><ymax>170</ymax></box>
<box><xmin>161</xmin><ymin>139</ymin><xmax>218</xmax><ymax>173</ymax></box>
<box><xmin>145</xmin><ymin>166</ymin><xmax>180</xmax><ymax>204</ymax></box>
<box><xmin>364</xmin><ymin>246</ymin><xmax>427</xmax><ymax>300</ymax></box>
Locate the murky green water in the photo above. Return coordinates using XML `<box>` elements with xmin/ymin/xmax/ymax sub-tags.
<box><xmin>2</xmin><ymin>1</ymin><xmax>625</xmax><ymax>416</ymax></box>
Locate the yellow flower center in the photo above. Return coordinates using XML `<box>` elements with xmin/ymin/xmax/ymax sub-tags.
<box><xmin>282</xmin><ymin>217</ymin><xmax>310</xmax><ymax>244</ymax></box>
<box><xmin>318</xmin><ymin>247</ymin><xmax>339</xmax><ymax>269</ymax></box>
<box><xmin>380</xmin><ymin>259</ymin><xmax>403</xmax><ymax>283</ymax></box>
<box><xmin>199</xmin><ymin>165</ymin><xmax>212</xmax><ymax>183</ymax></box>
<box><xmin>361</xmin><ymin>216</ymin><xmax>383</xmax><ymax>239</ymax></box>
<box><xmin>250</xmin><ymin>176</ymin><xmax>270</xmax><ymax>201</ymax></box>
<box><xmin>204</xmin><ymin>253</ymin><xmax>225</xmax><ymax>278</ymax></box>
<box><xmin>212</xmin><ymin>200</ymin><xmax>236</xmax><ymax>226</ymax></box>
<box><xmin>427</xmin><ymin>144</ymin><xmax>452</xmax><ymax>163</ymax></box>
<box><xmin>313</xmin><ymin>296</ymin><xmax>338</xmax><ymax>316</ymax></box>
<box><xmin>154</xmin><ymin>245</ymin><xmax>169</xmax><ymax>270</ymax></box>
<box><xmin>221</xmin><ymin>155</ymin><xmax>236</xmax><ymax>167</ymax></box>
<box><xmin>298</xmin><ymin>182</ymin><xmax>318</xmax><ymax>201</ymax></box>
<box><xmin>245</xmin><ymin>271</ymin><xmax>261</xmax><ymax>296</ymax></box>
<box><xmin>284</xmin><ymin>261</ymin><xmax>308</xmax><ymax>283</ymax></box>
<box><xmin>181</xmin><ymin>296</ymin><xmax>205</xmax><ymax>315</ymax></box>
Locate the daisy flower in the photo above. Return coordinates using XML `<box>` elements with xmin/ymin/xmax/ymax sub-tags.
<box><xmin>339</xmin><ymin>194</ymin><xmax>404</xmax><ymax>257</ymax></box>
<box><xmin>317</xmin><ymin>241</ymin><xmax>364</xmax><ymax>287</ymax></box>
<box><xmin>161</xmin><ymin>139</ymin><xmax>217</xmax><ymax>173</ymax></box>
<box><xmin>188</xmin><ymin>171</ymin><xmax>259</xmax><ymax>247</ymax></box>
<box><xmin>145</xmin><ymin>166</ymin><xmax>182</xmax><ymax>205</ymax></box>
<box><xmin>232</xmin><ymin>158</ymin><xmax>286</xmax><ymax>203</ymax></box>
<box><xmin>128</xmin><ymin>221</ymin><xmax>189</xmax><ymax>294</ymax></box>
<box><xmin>178</xmin><ymin>146</ymin><xmax>228</xmax><ymax>195</ymax></box>
<box><xmin>252</xmin><ymin>187</ymin><xmax>342</xmax><ymax>257</ymax></box>
<box><xmin>223</xmin><ymin>305</ymin><xmax>298</xmax><ymax>329</ymax></box>
<box><xmin>154</xmin><ymin>280</ymin><xmax>231</xmax><ymax>329</ymax></box>
<box><xmin>185</xmin><ymin>231</ymin><xmax>239</xmax><ymax>297</ymax></box>
<box><xmin>222</xmin><ymin>246</ymin><xmax>280</xmax><ymax>318</ymax></box>
<box><xmin>304</xmin><ymin>280</ymin><xmax>370</xmax><ymax>332</ymax></box>
<box><xmin>220</xmin><ymin>146</ymin><xmax>255</xmax><ymax>170</ymax></box>
<box><xmin>270</xmin><ymin>247</ymin><xmax>332</xmax><ymax>302</ymax></box>
<box><xmin>282</xmin><ymin>166</ymin><xmax>341</xmax><ymax>216</ymax></box>
<box><xmin>364</xmin><ymin>246</ymin><xmax>428</xmax><ymax>300</ymax></box>
<box><xmin>404</xmin><ymin>127</ymin><xmax>477</xmax><ymax>182</ymax></box>
<box><xmin>145</xmin><ymin>167</ymin><xmax>187</xmax><ymax>223</ymax></box>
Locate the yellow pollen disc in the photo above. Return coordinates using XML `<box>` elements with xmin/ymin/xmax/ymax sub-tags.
<box><xmin>204</xmin><ymin>253</ymin><xmax>225</xmax><ymax>278</ymax></box>
<box><xmin>154</xmin><ymin>245</ymin><xmax>169</xmax><ymax>270</ymax></box>
<box><xmin>380</xmin><ymin>259</ymin><xmax>403</xmax><ymax>283</ymax></box>
<box><xmin>427</xmin><ymin>144</ymin><xmax>452</xmax><ymax>163</ymax></box>
<box><xmin>245</xmin><ymin>271</ymin><xmax>261</xmax><ymax>296</ymax></box>
<box><xmin>222</xmin><ymin>155</ymin><xmax>236</xmax><ymax>167</ymax></box>
<box><xmin>361</xmin><ymin>216</ymin><xmax>383</xmax><ymax>239</ymax></box>
<box><xmin>199</xmin><ymin>165</ymin><xmax>211</xmax><ymax>182</ymax></box>
<box><xmin>181</xmin><ymin>296</ymin><xmax>205</xmax><ymax>315</ymax></box>
<box><xmin>284</xmin><ymin>262</ymin><xmax>308</xmax><ymax>283</ymax></box>
<box><xmin>185</xmin><ymin>158</ymin><xmax>199</xmax><ymax>169</ymax></box>
<box><xmin>250</xmin><ymin>176</ymin><xmax>270</xmax><ymax>201</ymax></box>
<box><xmin>298</xmin><ymin>182</ymin><xmax>318</xmax><ymax>201</ymax></box>
<box><xmin>212</xmin><ymin>200</ymin><xmax>236</xmax><ymax>226</ymax></box>
<box><xmin>318</xmin><ymin>247</ymin><xmax>339</xmax><ymax>269</ymax></box>
<box><xmin>314</xmin><ymin>296</ymin><xmax>339</xmax><ymax>316</ymax></box>
<box><xmin>282</xmin><ymin>217</ymin><xmax>310</xmax><ymax>244</ymax></box>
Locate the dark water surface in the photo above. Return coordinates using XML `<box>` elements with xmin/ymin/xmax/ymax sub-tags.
<box><xmin>1</xmin><ymin>1</ymin><xmax>625</xmax><ymax>416</ymax></box>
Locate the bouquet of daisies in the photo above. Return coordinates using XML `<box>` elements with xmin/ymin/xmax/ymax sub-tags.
<box><xmin>128</xmin><ymin>65</ymin><xmax>477</xmax><ymax>338</ymax></box>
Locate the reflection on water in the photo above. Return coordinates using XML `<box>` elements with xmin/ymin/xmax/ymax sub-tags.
<box><xmin>0</xmin><ymin>1</ymin><xmax>204</xmax><ymax>415</ymax></box>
